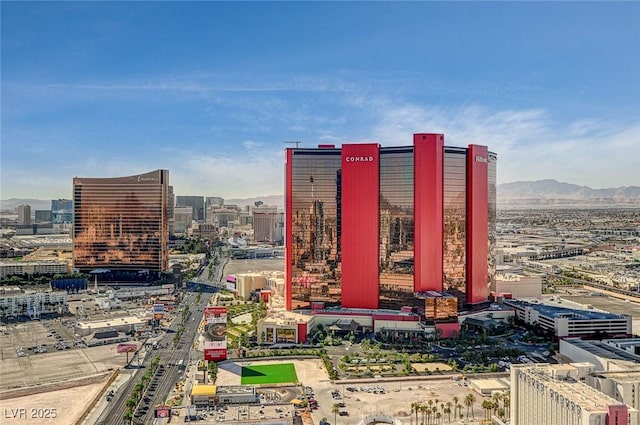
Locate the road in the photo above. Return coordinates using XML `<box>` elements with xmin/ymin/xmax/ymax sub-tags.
<box><xmin>98</xmin><ymin>250</ymin><xmax>228</xmax><ymax>425</ymax></box>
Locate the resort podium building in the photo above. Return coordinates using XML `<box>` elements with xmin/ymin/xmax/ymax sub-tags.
<box><xmin>72</xmin><ymin>170</ymin><xmax>170</xmax><ymax>277</ymax></box>
<box><xmin>284</xmin><ymin>133</ymin><xmax>497</xmax><ymax>312</ymax></box>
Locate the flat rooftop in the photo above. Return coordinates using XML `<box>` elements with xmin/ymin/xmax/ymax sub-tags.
<box><xmin>515</xmin><ymin>364</ymin><xmax>635</xmax><ymax>413</ymax></box>
<box><xmin>506</xmin><ymin>299</ymin><xmax>629</xmax><ymax>321</ymax></box>
<box><xmin>563</xmin><ymin>338</ymin><xmax>640</xmax><ymax>364</ymax></box>
<box><xmin>75</xmin><ymin>316</ymin><xmax>146</xmax><ymax>329</ymax></box>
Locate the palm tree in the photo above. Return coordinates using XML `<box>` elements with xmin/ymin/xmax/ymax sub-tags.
<box><xmin>464</xmin><ymin>393</ymin><xmax>476</xmax><ymax>419</ymax></box>
<box><xmin>126</xmin><ymin>397</ymin><xmax>136</xmax><ymax>409</ymax></box>
<box><xmin>503</xmin><ymin>391</ymin><xmax>511</xmax><ymax>417</ymax></box>
<box><xmin>123</xmin><ymin>408</ymin><xmax>133</xmax><ymax>425</ymax></box>
<box><xmin>451</xmin><ymin>396</ymin><xmax>459</xmax><ymax>418</ymax></box>
<box><xmin>422</xmin><ymin>403</ymin><xmax>430</xmax><ymax>425</ymax></box>
<box><xmin>482</xmin><ymin>399</ymin><xmax>493</xmax><ymax>420</ymax></box>
<box><xmin>332</xmin><ymin>403</ymin><xmax>340</xmax><ymax>425</ymax></box>
<box><xmin>443</xmin><ymin>406</ymin><xmax>451</xmax><ymax>424</ymax></box>
<box><xmin>411</xmin><ymin>401</ymin><xmax>421</xmax><ymax>425</ymax></box>
<box><xmin>497</xmin><ymin>407</ymin><xmax>506</xmax><ymax>420</ymax></box>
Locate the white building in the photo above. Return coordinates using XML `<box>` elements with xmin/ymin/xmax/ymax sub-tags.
<box><xmin>511</xmin><ymin>363</ymin><xmax>639</xmax><ymax>425</ymax></box>
<box><xmin>503</xmin><ymin>299</ymin><xmax>632</xmax><ymax>338</ymax></box>
<box><xmin>0</xmin><ymin>290</ymin><xmax>68</xmax><ymax>319</ymax></box>
<box><xmin>0</xmin><ymin>260</ymin><xmax>69</xmax><ymax>278</ymax></box>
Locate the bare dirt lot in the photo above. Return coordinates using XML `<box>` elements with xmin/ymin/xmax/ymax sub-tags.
<box><xmin>0</xmin><ymin>318</ymin><xmax>131</xmax><ymax>424</ymax></box>
<box><xmin>0</xmin><ymin>379</ymin><xmax>106</xmax><ymax>424</ymax></box>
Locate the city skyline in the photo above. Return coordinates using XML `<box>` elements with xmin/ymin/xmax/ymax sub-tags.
<box><xmin>2</xmin><ymin>2</ymin><xmax>639</xmax><ymax>200</ymax></box>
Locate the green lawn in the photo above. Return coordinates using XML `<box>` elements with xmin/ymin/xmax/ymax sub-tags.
<box><xmin>240</xmin><ymin>363</ymin><xmax>298</xmax><ymax>385</ymax></box>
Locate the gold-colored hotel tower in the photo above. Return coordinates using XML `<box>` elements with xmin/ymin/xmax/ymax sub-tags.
<box><xmin>72</xmin><ymin>170</ymin><xmax>170</xmax><ymax>275</ymax></box>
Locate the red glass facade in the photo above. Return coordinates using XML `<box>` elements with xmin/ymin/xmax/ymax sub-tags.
<box><xmin>285</xmin><ymin>135</ymin><xmax>495</xmax><ymax>311</ymax></box>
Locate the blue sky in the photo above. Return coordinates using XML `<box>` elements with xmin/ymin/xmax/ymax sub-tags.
<box><xmin>2</xmin><ymin>1</ymin><xmax>639</xmax><ymax>200</ymax></box>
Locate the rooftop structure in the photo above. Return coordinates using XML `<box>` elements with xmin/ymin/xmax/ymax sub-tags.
<box><xmin>511</xmin><ymin>363</ymin><xmax>639</xmax><ymax>425</ymax></box>
<box><xmin>503</xmin><ymin>299</ymin><xmax>632</xmax><ymax>338</ymax></box>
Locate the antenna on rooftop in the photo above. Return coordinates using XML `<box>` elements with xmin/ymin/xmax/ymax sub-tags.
<box><xmin>283</xmin><ymin>141</ymin><xmax>301</xmax><ymax>148</ymax></box>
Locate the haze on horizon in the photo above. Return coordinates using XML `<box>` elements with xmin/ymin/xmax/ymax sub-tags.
<box><xmin>2</xmin><ymin>2</ymin><xmax>639</xmax><ymax>200</ymax></box>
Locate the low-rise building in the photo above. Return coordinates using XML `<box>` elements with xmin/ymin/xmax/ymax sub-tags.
<box><xmin>0</xmin><ymin>259</ymin><xmax>68</xmax><ymax>278</ymax></box>
<box><xmin>503</xmin><ymin>299</ymin><xmax>632</xmax><ymax>338</ymax></box>
<box><xmin>74</xmin><ymin>315</ymin><xmax>147</xmax><ymax>337</ymax></box>
<box><xmin>0</xmin><ymin>289</ymin><xmax>67</xmax><ymax>319</ymax></box>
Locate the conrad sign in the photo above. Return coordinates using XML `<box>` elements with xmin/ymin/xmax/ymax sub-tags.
<box><xmin>345</xmin><ymin>156</ymin><xmax>375</xmax><ymax>162</ymax></box>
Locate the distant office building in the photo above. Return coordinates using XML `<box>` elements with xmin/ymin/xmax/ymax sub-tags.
<box><xmin>34</xmin><ymin>210</ymin><xmax>52</xmax><ymax>223</ymax></box>
<box><xmin>205</xmin><ymin>197</ymin><xmax>224</xmax><ymax>222</ymax></box>
<box><xmin>511</xmin><ymin>363</ymin><xmax>639</xmax><ymax>425</ymax></box>
<box><xmin>192</xmin><ymin>223</ymin><xmax>218</xmax><ymax>240</ymax></box>
<box><xmin>285</xmin><ymin>133</ymin><xmax>497</xmax><ymax>311</ymax></box>
<box><xmin>51</xmin><ymin>199</ymin><xmax>73</xmax><ymax>224</ymax></box>
<box><xmin>176</xmin><ymin>195</ymin><xmax>205</xmax><ymax>222</ymax></box>
<box><xmin>253</xmin><ymin>207</ymin><xmax>284</xmax><ymax>245</ymax></box>
<box><xmin>72</xmin><ymin>169</ymin><xmax>169</xmax><ymax>274</ymax></box>
<box><xmin>206</xmin><ymin>197</ymin><xmax>224</xmax><ymax>207</ymax></box>
<box><xmin>17</xmin><ymin>204</ymin><xmax>31</xmax><ymax>225</ymax></box>
<box><xmin>174</xmin><ymin>206</ymin><xmax>193</xmax><ymax>236</ymax></box>
<box><xmin>208</xmin><ymin>206</ymin><xmax>239</xmax><ymax>228</ymax></box>
<box><xmin>167</xmin><ymin>186</ymin><xmax>175</xmax><ymax>235</ymax></box>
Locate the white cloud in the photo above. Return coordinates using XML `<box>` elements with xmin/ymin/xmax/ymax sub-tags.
<box><xmin>168</xmin><ymin>141</ymin><xmax>284</xmax><ymax>198</ymax></box>
<box><xmin>369</xmin><ymin>101</ymin><xmax>639</xmax><ymax>188</ymax></box>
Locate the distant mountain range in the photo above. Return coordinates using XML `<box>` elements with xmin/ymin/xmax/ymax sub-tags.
<box><xmin>224</xmin><ymin>195</ymin><xmax>284</xmax><ymax>209</ymax></box>
<box><xmin>2</xmin><ymin>181</ymin><xmax>639</xmax><ymax>212</ymax></box>
<box><xmin>497</xmin><ymin>180</ymin><xmax>640</xmax><ymax>208</ymax></box>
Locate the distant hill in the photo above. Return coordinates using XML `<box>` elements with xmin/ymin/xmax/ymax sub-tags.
<box><xmin>498</xmin><ymin>180</ymin><xmax>640</xmax><ymax>208</ymax></box>
<box><xmin>4</xmin><ymin>181</ymin><xmax>638</xmax><ymax>212</ymax></box>
<box><xmin>225</xmin><ymin>195</ymin><xmax>284</xmax><ymax>209</ymax></box>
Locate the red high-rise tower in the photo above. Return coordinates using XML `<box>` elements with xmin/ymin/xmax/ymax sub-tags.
<box><xmin>285</xmin><ymin>134</ymin><xmax>495</xmax><ymax>311</ymax></box>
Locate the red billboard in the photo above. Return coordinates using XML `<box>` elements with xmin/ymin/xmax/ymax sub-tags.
<box><xmin>204</xmin><ymin>346</ymin><xmax>227</xmax><ymax>362</ymax></box>
<box><xmin>204</xmin><ymin>307</ymin><xmax>227</xmax><ymax>324</ymax></box>
<box><xmin>117</xmin><ymin>343</ymin><xmax>138</xmax><ymax>353</ymax></box>
<box><xmin>203</xmin><ymin>307</ymin><xmax>227</xmax><ymax>361</ymax></box>
<box><xmin>154</xmin><ymin>406</ymin><xmax>170</xmax><ymax>418</ymax></box>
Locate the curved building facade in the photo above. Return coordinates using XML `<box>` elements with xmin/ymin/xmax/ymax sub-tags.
<box><xmin>285</xmin><ymin>134</ymin><xmax>496</xmax><ymax>311</ymax></box>
<box><xmin>72</xmin><ymin>170</ymin><xmax>169</xmax><ymax>274</ymax></box>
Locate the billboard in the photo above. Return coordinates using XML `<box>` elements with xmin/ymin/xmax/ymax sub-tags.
<box><xmin>117</xmin><ymin>343</ymin><xmax>138</xmax><ymax>353</ymax></box>
<box><xmin>153</xmin><ymin>313</ymin><xmax>164</xmax><ymax>320</ymax></box>
<box><xmin>153</xmin><ymin>304</ymin><xmax>164</xmax><ymax>313</ymax></box>
<box><xmin>203</xmin><ymin>307</ymin><xmax>227</xmax><ymax>361</ymax></box>
<box><xmin>204</xmin><ymin>343</ymin><xmax>227</xmax><ymax>361</ymax></box>
<box><xmin>154</xmin><ymin>406</ymin><xmax>170</xmax><ymax>418</ymax></box>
